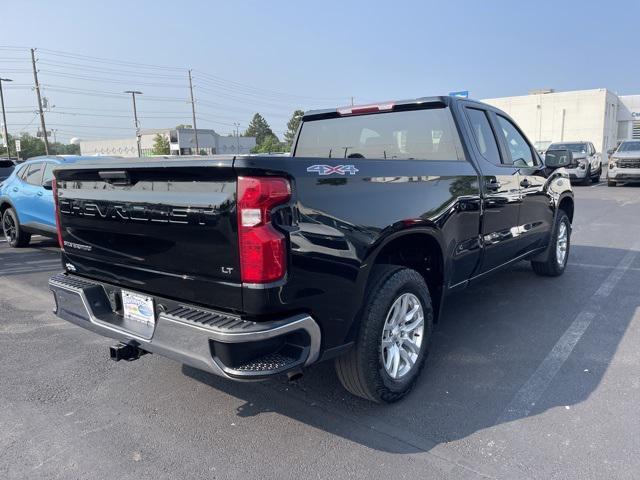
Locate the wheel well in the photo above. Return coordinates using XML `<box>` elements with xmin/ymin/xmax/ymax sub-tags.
<box><xmin>559</xmin><ymin>197</ymin><xmax>574</xmax><ymax>222</ymax></box>
<box><xmin>0</xmin><ymin>201</ymin><xmax>11</xmax><ymax>217</ymax></box>
<box><xmin>373</xmin><ymin>233</ymin><xmax>444</xmax><ymax>321</ymax></box>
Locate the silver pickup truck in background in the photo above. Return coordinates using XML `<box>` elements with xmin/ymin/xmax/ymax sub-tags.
<box><xmin>546</xmin><ymin>141</ymin><xmax>601</xmax><ymax>185</ymax></box>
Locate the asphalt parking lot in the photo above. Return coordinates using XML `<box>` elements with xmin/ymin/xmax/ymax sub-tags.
<box><xmin>1</xmin><ymin>181</ymin><xmax>639</xmax><ymax>480</ymax></box>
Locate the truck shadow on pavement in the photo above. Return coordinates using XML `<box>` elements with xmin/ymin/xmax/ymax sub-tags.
<box><xmin>186</xmin><ymin>243</ymin><xmax>638</xmax><ymax>454</ymax></box>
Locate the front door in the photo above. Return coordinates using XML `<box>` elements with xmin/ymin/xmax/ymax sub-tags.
<box><xmin>462</xmin><ymin>106</ymin><xmax>522</xmax><ymax>274</ymax></box>
<box><xmin>493</xmin><ymin>114</ymin><xmax>554</xmax><ymax>256</ymax></box>
<box><xmin>12</xmin><ymin>162</ymin><xmax>44</xmax><ymax>227</ymax></box>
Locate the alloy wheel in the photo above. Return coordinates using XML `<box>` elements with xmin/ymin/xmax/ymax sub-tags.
<box><xmin>2</xmin><ymin>212</ymin><xmax>16</xmax><ymax>243</ymax></box>
<box><xmin>556</xmin><ymin>221</ymin><xmax>569</xmax><ymax>267</ymax></box>
<box><xmin>381</xmin><ymin>292</ymin><xmax>424</xmax><ymax>379</ymax></box>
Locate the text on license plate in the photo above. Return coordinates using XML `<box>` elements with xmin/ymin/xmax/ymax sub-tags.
<box><xmin>122</xmin><ymin>290</ymin><xmax>155</xmax><ymax>325</ymax></box>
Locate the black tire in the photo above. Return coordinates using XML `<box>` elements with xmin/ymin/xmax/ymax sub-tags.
<box><xmin>607</xmin><ymin>180</ymin><xmax>616</xmax><ymax>187</ymax></box>
<box><xmin>531</xmin><ymin>211</ymin><xmax>571</xmax><ymax>277</ymax></box>
<box><xmin>581</xmin><ymin>166</ymin><xmax>591</xmax><ymax>186</ymax></box>
<box><xmin>335</xmin><ymin>265</ymin><xmax>434</xmax><ymax>403</ymax></box>
<box><xmin>591</xmin><ymin>167</ymin><xmax>600</xmax><ymax>183</ymax></box>
<box><xmin>2</xmin><ymin>208</ymin><xmax>31</xmax><ymax>248</ymax></box>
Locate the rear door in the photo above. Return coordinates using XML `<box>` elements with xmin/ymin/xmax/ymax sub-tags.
<box><xmin>462</xmin><ymin>105</ymin><xmax>522</xmax><ymax>274</ymax></box>
<box><xmin>35</xmin><ymin>162</ymin><xmax>56</xmax><ymax>228</ymax></box>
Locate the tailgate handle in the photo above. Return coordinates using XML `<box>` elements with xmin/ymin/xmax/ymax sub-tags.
<box><xmin>99</xmin><ymin>170</ymin><xmax>132</xmax><ymax>185</ymax></box>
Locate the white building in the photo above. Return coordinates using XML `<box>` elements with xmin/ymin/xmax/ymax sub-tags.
<box><xmin>482</xmin><ymin>89</ymin><xmax>640</xmax><ymax>154</ymax></box>
<box><xmin>80</xmin><ymin>127</ymin><xmax>256</xmax><ymax>157</ymax></box>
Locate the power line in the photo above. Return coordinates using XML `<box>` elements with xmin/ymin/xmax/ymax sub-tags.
<box><xmin>39</xmin><ymin>70</ymin><xmax>187</xmax><ymax>88</ymax></box>
<box><xmin>37</xmin><ymin>59</ymin><xmax>186</xmax><ymax>79</ymax></box>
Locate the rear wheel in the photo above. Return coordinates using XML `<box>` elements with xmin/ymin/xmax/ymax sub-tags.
<box><xmin>335</xmin><ymin>265</ymin><xmax>433</xmax><ymax>403</ymax></box>
<box><xmin>2</xmin><ymin>208</ymin><xmax>31</xmax><ymax>248</ymax></box>
<box><xmin>531</xmin><ymin>211</ymin><xmax>570</xmax><ymax>277</ymax></box>
<box><xmin>607</xmin><ymin>180</ymin><xmax>617</xmax><ymax>187</ymax></box>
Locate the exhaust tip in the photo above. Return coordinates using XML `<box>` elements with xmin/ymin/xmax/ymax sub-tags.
<box><xmin>287</xmin><ymin>369</ymin><xmax>304</xmax><ymax>382</ymax></box>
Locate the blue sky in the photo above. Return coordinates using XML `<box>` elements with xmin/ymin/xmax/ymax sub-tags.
<box><xmin>1</xmin><ymin>0</ymin><xmax>638</xmax><ymax>143</ymax></box>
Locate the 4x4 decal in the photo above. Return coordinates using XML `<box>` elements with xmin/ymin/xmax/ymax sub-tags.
<box><xmin>307</xmin><ymin>164</ymin><xmax>359</xmax><ymax>176</ymax></box>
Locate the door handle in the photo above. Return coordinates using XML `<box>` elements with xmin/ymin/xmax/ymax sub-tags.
<box><xmin>485</xmin><ymin>179</ymin><xmax>501</xmax><ymax>191</ymax></box>
<box><xmin>37</xmin><ymin>191</ymin><xmax>43</xmax><ymax>197</ymax></box>
<box><xmin>520</xmin><ymin>178</ymin><xmax>531</xmax><ymax>188</ymax></box>
<box><xmin>12</xmin><ymin>187</ymin><xmax>18</xmax><ymax>192</ymax></box>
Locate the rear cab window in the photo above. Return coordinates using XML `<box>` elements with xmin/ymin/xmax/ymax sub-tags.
<box><xmin>294</xmin><ymin>107</ymin><xmax>464</xmax><ymax>161</ymax></box>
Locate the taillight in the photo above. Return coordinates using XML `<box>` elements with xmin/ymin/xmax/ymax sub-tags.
<box><xmin>52</xmin><ymin>178</ymin><xmax>64</xmax><ymax>250</ymax></box>
<box><xmin>237</xmin><ymin>176</ymin><xmax>291</xmax><ymax>283</ymax></box>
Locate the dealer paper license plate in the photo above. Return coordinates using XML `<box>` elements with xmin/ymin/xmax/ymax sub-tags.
<box><xmin>122</xmin><ymin>290</ymin><xmax>155</xmax><ymax>325</ymax></box>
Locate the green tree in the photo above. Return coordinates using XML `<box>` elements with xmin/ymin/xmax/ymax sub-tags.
<box><xmin>251</xmin><ymin>134</ymin><xmax>286</xmax><ymax>154</ymax></box>
<box><xmin>284</xmin><ymin>109</ymin><xmax>304</xmax><ymax>147</ymax></box>
<box><xmin>244</xmin><ymin>113</ymin><xmax>276</xmax><ymax>146</ymax></box>
<box><xmin>151</xmin><ymin>133</ymin><xmax>170</xmax><ymax>155</ymax></box>
<box><xmin>18</xmin><ymin>133</ymin><xmax>46</xmax><ymax>159</ymax></box>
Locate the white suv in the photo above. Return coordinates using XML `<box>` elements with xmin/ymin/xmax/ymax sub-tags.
<box><xmin>607</xmin><ymin>140</ymin><xmax>640</xmax><ymax>187</ymax></box>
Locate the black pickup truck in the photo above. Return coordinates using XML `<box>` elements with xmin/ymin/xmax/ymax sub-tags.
<box><xmin>48</xmin><ymin>96</ymin><xmax>574</xmax><ymax>403</ymax></box>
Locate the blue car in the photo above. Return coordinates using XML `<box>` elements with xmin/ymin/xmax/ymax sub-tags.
<box><xmin>0</xmin><ymin>155</ymin><xmax>102</xmax><ymax>248</ymax></box>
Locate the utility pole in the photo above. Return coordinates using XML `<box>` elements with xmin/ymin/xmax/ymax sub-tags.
<box><xmin>0</xmin><ymin>77</ymin><xmax>12</xmax><ymax>160</ymax></box>
<box><xmin>234</xmin><ymin>122</ymin><xmax>240</xmax><ymax>154</ymax></box>
<box><xmin>124</xmin><ymin>90</ymin><xmax>143</xmax><ymax>157</ymax></box>
<box><xmin>51</xmin><ymin>128</ymin><xmax>57</xmax><ymax>144</ymax></box>
<box><xmin>188</xmin><ymin>70</ymin><xmax>199</xmax><ymax>155</ymax></box>
<box><xmin>31</xmin><ymin>48</ymin><xmax>49</xmax><ymax>155</ymax></box>
<box><xmin>351</xmin><ymin>96</ymin><xmax>354</xmax><ymax>106</ymax></box>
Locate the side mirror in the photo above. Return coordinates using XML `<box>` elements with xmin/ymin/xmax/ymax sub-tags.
<box><xmin>42</xmin><ymin>179</ymin><xmax>53</xmax><ymax>190</ymax></box>
<box><xmin>607</xmin><ymin>149</ymin><xmax>615</xmax><ymax>155</ymax></box>
<box><xmin>544</xmin><ymin>149</ymin><xmax>573</xmax><ymax>169</ymax></box>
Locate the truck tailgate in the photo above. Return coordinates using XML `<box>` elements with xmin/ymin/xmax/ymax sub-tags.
<box><xmin>55</xmin><ymin>160</ymin><xmax>241</xmax><ymax>311</ymax></box>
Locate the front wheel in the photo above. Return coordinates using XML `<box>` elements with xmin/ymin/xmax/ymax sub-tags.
<box><xmin>607</xmin><ymin>180</ymin><xmax>617</xmax><ymax>187</ymax></box>
<box><xmin>2</xmin><ymin>208</ymin><xmax>31</xmax><ymax>248</ymax></box>
<box><xmin>531</xmin><ymin>211</ymin><xmax>571</xmax><ymax>276</ymax></box>
<box><xmin>335</xmin><ymin>266</ymin><xmax>433</xmax><ymax>403</ymax></box>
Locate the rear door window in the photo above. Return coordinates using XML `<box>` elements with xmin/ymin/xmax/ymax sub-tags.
<box><xmin>24</xmin><ymin>163</ymin><xmax>44</xmax><ymax>186</ymax></box>
<box><xmin>465</xmin><ymin>107</ymin><xmax>502</xmax><ymax>165</ymax></box>
<box><xmin>295</xmin><ymin>107</ymin><xmax>463</xmax><ymax>161</ymax></box>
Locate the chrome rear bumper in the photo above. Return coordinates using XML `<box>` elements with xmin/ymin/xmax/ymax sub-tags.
<box><xmin>49</xmin><ymin>273</ymin><xmax>321</xmax><ymax>380</ymax></box>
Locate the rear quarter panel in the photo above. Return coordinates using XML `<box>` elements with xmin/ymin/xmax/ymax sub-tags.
<box><xmin>235</xmin><ymin>155</ymin><xmax>481</xmax><ymax>348</ymax></box>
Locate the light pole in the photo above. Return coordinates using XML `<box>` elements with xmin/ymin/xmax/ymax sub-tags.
<box><xmin>0</xmin><ymin>77</ymin><xmax>12</xmax><ymax>160</ymax></box>
<box><xmin>234</xmin><ymin>122</ymin><xmax>240</xmax><ymax>154</ymax></box>
<box><xmin>125</xmin><ymin>90</ymin><xmax>143</xmax><ymax>157</ymax></box>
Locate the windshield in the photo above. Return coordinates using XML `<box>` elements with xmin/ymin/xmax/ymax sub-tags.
<box><xmin>618</xmin><ymin>141</ymin><xmax>640</xmax><ymax>152</ymax></box>
<box><xmin>548</xmin><ymin>143</ymin><xmax>588</xmax><ymax>154</ymax></box>
<box><xmin>294</xmin><ymin>107</ymin><xmax>462</xmax><ymax>161</ymax></box>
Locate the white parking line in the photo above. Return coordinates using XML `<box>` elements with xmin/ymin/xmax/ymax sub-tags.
<box><xmin>569</xmin><ymin>262</ymin><xmax>640</xmax><ymax>272</ymax></box>
<box><xmin>498</xmin><ymin>244</ymin><xmax>640</xmax><ymax>423</ymax></box>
